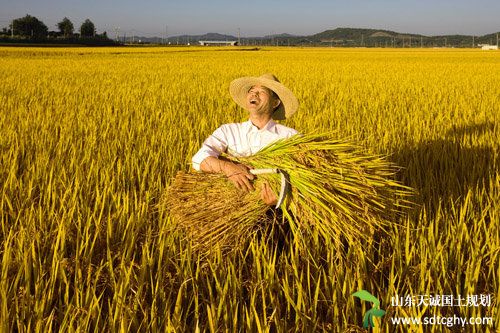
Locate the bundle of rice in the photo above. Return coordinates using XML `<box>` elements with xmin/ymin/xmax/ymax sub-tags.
<box><xmin>164</xmin><ymin>133</ymin><xmax>412</xmax><ymax>254</ymax></box>
<box><xmin>166</xmin><ymin>172</ymin><xmax>272</xmax><ymax>254</ymax></box>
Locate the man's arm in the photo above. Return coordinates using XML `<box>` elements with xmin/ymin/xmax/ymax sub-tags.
<box><xmin>192</xmin><ymin>125</ymin><xmax>278</xmax><ymax>202</ymax></box>
<box><xmin>192</xmin><ymin>126</ymin><xmax>255</xmax><ymax>192</ymax></box>
<box><xmin>200</xmin><ymin>156</ymin><xmax>255</xmax><ymax>192</ymax></box>
<box><xmin>192</xmin><ymin>126</ymin><xmax>227</xmax><ymax>171</ymax></box>
<box><xmin>202</xmin><ymin>157</ymin><xmax>276</xmax><ymax>205</ymax></box>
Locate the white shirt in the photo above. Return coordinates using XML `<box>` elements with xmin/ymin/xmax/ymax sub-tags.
<box><xmin>192</xmin><ymin>119</ymin><xmax>298</xmax><ymax>171</ymax></box>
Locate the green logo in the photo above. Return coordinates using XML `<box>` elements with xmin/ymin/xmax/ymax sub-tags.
<box><xmin>352</xmin><ymin>290</ymin><xmax>386</xmax><ymax>328</ymax></box>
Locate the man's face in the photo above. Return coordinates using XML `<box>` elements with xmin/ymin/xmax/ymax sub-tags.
<box><xmin>245</xmin><ymin>85</ymin><xmax>280</xmax><ymax>116</ymax></box>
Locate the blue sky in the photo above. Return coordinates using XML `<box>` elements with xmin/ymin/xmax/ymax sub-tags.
<box><xmin>1</xmin><ymin>0</ymin><xmax>499</xmax><ymax>37</ymax></box>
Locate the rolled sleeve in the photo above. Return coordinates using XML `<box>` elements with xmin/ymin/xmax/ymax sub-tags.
<box><xmin>192</xmin><ymin>126</ymin><xmax>228</xmax><ymax>171</ymax></box>
<box><xmin>286</xmin><ymin>128</ymin><xmax>299</xmax><ymax>137</ymax></box>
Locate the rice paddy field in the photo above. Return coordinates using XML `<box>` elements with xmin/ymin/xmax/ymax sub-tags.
<box><xmin>0</xmin><ymin>46</ymin><xmax>499</xmax><ymax>332</ymax></box>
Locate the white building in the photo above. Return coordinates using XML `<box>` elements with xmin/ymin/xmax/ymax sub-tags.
<box><xmin>479</xmin><ymin>44</ymin><xmax>498</xmax><ymax>50</ymax></box>
<box><xmin>199</xmin><ymin>40</ymin><xmax>238</xmax><ymax>46</ymax></box>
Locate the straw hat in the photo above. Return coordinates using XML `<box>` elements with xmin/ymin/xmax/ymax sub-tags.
<box><xmin>229</xmin><ymin>73</ymin><xmax>299</xmax><ymax>120</ymax></box>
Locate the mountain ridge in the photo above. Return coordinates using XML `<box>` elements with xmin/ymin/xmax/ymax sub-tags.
<box><xmin>126</xmin><ymin>27</ymin><xmax>500</xmax><ymax>47</ymax></box>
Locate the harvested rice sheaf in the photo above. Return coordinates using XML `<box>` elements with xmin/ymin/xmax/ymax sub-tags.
<box><xmin>165</xmin><ymin>133</ymin><xmax>413</xmax><ymax>254</ymax></box>
<box><xmin>166</xmin><ymin>172</ymin><xmax>271</xmax><ymax>253</ymax></box>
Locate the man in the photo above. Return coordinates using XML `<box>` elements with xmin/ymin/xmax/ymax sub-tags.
<box><xmin>192</xmin><ymin>73</ymin><xmax>299</xmax><ymax>205</ymax></box>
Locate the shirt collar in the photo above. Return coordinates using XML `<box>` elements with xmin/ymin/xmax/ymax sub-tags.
<box><xmin>244</xmin><ymin>119</ymin><xmax>277</xmax><ymax>133</ymax></box>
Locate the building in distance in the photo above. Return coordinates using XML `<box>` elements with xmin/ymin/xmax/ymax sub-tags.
<box><xmin>199</xmin><ymin>40</ymin><xmax>238</xmax><ymax>46</ymax></box>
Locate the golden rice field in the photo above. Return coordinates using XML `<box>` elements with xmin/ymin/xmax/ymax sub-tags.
<box><xmin>0</xmin><ymin>46</ymin><xmax>499</xmax><ymax>332</ymax></box>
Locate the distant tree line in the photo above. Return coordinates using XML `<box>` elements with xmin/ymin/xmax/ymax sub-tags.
<box><xmin>0</xmin><ymin>14</ymin><xmax>118</xmax><ymax>45</ymax></box>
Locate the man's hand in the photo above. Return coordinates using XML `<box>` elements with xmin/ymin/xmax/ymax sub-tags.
<box><xmin>199</xmin><ymin>156</ymin><xmax>255</xmax><ymax>193</ymax></box>
<box><xmin>222</xmin><ymin>162</ymin><xmax>255</xmax><ymax>192</ymax></box>
<box><xmin>261</xmin><ymin>182</ymin><xmax>278</xmax><ymax>206</ymax></box>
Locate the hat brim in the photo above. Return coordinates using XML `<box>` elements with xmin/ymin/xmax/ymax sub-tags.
<box><xmin>229</xmin><ymin>76</ymin><xmax>299</xmax><ymax>120</ymax></box>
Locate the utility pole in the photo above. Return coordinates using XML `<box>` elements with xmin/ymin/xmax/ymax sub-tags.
<box><xmin>420</xmin><ymin>36</ymin><xmax>423</xmax><ymax>48</ymax></box>
<box><xmin>237</xmin><ymin>27</ymin><xmax>240</xmax><ymax>46</ymax></box>
<box><xmin>114</xmin><ymin>27</ymin><xmax>119</xmax><ymax>41</ymax></box>
<box><xmin>409</xmin><ymin>36</ymin><xmax>412</xmax><ymax>48</ymax></box>
<box><xmin>361</xmin><ymin>34</ymin><xmax>364</xmax><ymax>46</ymax></box>
<box><xmin>472</xmin><ymin>35</ymin><xmax>475</xmax><ymax>48</ymax></box>
<box><xmin>11</xmin><ymin>20</ymin><xmax>14</xmax><ymax>38</ymax></box>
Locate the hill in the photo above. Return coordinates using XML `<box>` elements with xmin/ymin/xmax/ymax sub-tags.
<box><xmin>68</xmin><ymin>27</ymin><xmax>500</xmax><ymax>47</ymax></box>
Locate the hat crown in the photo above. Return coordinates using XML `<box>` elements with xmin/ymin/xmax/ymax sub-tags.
<box><xmin>260</xmin><ymin>73</ymin><xmax>280</xmax><ymax>83</ymax></box>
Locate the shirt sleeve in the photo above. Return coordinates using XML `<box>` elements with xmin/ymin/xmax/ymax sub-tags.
<box><xmin>286</xmin><ymin>128</ymin><xmax>299</xmax><ymax>137</ymax></box>
<box><xmin>192</xmin><ymin>126</ymin><xmax>228</xmax><ymax>171</ymax></box>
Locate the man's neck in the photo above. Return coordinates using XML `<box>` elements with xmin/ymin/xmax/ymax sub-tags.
<box><xmin>249</xmin><ymin>113</ymin><xmax>273</xmax><ymax>130</ymax></box>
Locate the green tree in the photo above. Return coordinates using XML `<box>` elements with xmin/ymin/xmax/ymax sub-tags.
<box><xmin>57</xmin><ymin>17</ymin><xmax>74</xmax><ymax>38</ymax></box>
<box><xmin>80</xmin><ymin>19</ymin><xmax>95</xmax><ymax>37</ymax></box>
<box><xmin>12</xmin><ymin>14</ymin><xmax>48</xmax><ymax>39</ymax></box>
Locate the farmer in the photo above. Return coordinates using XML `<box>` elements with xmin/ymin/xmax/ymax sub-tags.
<box><xmin>192</xmin><ymin>73</ymin><xmax>299</xmax><ymax>205</ymax></box>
